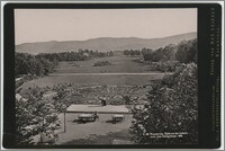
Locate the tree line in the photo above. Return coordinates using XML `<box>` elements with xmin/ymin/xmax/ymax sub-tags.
<box><xmin>37</xmin><ymin>49</ymin><xmax>114</xmax><ymax>62</ymax></box>
<box><xmin>123</xmin><ymin>39</ymin><xmax>197</xmax><ymax>64</ymax></box>
<box><xmin>143</xmin><ymin>39</ymin><xmax>197</xmax><ymax>63</ymax></box>
<box><xmin>123</xmin><ymin>49</ymin><xmax>141</xmax><ymax>56</ymax></box>
<box><xmin>129</xmin><ymin>39</ymin><xmax>197</xmax><ymax>72</ymax></box>
<box><xmin>15</xmin><ymin>49</ymin><xmax>114</xmax><ymax>78</ymax></box>
<box><xmin>15</xmin><ymin>53</ymin><xmax>58</xmax><ymax>78</ymax></box>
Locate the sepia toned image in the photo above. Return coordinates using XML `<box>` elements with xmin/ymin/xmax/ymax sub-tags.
<box><xmin>15</xmin><ymin>8</ymin><xmax>198</xmax><ymax>146</ymax></box>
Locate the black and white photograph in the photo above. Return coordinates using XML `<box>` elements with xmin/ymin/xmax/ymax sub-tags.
<box><xmin>14</xmin><ymin>8</ymin><xmax>198</xmax><ymax>146</ymax></box>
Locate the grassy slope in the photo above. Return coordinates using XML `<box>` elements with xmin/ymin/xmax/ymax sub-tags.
<box><xmin>19</xmin><ymin>55</ymin><xmax>166</xmax><ymax>90</ymax></box>
<box><xmin>56</xmin><ymin>55</ymin><xmax>150</xmax><ymax>73</ymax></box>
<box><xmin>20</xmin><ymin>74</ymin><xmax>164</xmax><ymax>90</ymax></box>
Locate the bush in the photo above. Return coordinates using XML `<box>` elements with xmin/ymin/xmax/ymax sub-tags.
<box><xmin>148</xmin><ymin>61</ymin><xmax>180</xmax><ymax>72</ymax></box>
<box><xmin>93</xmin><ymin>61</ymin><xmax>111</xmax><ymax>66</ymax></box>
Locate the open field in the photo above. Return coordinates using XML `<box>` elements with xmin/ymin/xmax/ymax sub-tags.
<box><xmin>19</xmin><ymin>73</ymin><xmax>166</xmax><ymax>90</ymax></box>
<box><xmin>19</xmin><ymin>55</ymin><xmax>169</xmax><ymax>91</ymax></box>
<box><xmin>56</xmin><ymin>55</ymin><xmax>151</xmax><ymax>73</ymax></box>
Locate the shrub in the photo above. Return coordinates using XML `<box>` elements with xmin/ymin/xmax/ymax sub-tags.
<box><xmin>93</xmin><ymin>61</ymin><xmax>111</xmax><ymax>66</ymax></box>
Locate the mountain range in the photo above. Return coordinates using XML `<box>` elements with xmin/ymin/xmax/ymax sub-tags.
<box><xmin>16</xmin><ymin>32</ymin><xmax>197</xmax><ymax>54</ymax></box>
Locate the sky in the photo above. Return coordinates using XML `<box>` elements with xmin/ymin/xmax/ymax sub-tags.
<box><xmin>15</xmin><ymin>8</ymin><xmax>197</xmax><ymax>45</ymax></box>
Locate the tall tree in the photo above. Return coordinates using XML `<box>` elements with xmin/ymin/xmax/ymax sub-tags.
<box><xmin>16</xmin><ymin>87</ymin><xmax>64</xmax><ymax>145</ymax></box>
<box><xmin>130</xmin><ymin>63</ymin><xmax>198</xmax><ymax>144</ymax></box>
<box><xmin>175</xmin><ymin>39</ymin><xmax>197</xmax><ymax>63</ymax></box>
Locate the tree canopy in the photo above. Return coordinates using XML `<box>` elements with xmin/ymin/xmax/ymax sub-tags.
<box><xmin>16</xmin><ymin>87</ymin><xmax>66</xmax><ymax>144</ymax></box>
<box><xmin>130</xmin><ymin>63</ymin><xmax>198</xmax><ymax>144</ymax></box>
<box><xmin>142</xmin><ymin>39</ymin><xmax>197</xmax><ymax>64</ymax></box>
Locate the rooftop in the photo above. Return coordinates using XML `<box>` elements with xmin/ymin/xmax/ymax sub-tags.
<box><xmin>66</xmin><ymin>104</ymin><xmax>132</xmax><ymax>114</ymax></box>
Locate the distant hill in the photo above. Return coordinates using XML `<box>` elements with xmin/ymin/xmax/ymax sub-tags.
<box><xmin>16</xmin><ymin>32</ymin><xmax>197</xmax><ymax>54</ymax></box>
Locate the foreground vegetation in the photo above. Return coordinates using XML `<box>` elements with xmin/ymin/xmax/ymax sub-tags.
<box><xmin>16</xmin><ymin>87</ymin><xmax>66</xmax><ymax>145</ymax></box>
<box><xmin>130</xmin><ymin>64</ymin><xmax>197</xmax><ymax>144</ymax></box>
<box><xmin>128</xmin><ymin>39</ymin><xmax>198</xmax><ymax>144</ymax></box>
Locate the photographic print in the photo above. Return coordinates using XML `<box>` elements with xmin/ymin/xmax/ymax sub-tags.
<box><xmin>14</xmin><ymin>8</ymin><xmax>198</xmax><ymax>146</ymax></box>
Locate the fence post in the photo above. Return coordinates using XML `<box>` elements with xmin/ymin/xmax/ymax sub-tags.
<box><xmin>64</xmin><ymin>111</ymin><xmax>66</xmax><ymax>133</ymax></box>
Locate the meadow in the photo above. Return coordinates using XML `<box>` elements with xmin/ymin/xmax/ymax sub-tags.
<box><xmin>55</xmin><ymin>55</ymin><xmax>151</xmax><ymax>73</ymax></box>
<box><xmin>19</xmin><ymin>55</ymin><xmax>167</xmax><ymax>90</ymax></box>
